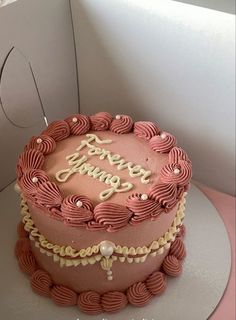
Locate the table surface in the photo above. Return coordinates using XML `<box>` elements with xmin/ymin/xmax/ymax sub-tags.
<box><xmin>196</xmin><ymin>183</ymin><xmax>235</xmax><ymax>320</ymax></box>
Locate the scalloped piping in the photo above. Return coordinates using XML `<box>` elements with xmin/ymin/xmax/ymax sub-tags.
<box><xmin>20</xmin><ymin>194</ymin><xmax>186</xmax><ymax>269</ymax></box>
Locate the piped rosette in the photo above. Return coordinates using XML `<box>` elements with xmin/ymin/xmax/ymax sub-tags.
<box><xmin>61</xmin><ymin>195</ymin><xmax>94</xmax><ymax>227</ymax></box>
<box><xmin>65</xmin><ymin>114</ymin><xmax>90</xmax><ymax>135</ymax></box>
<box><xmin>20</xmin><ymin>169</ymin><xmax>49</xmax><ymax>202</ymax></box>
<box><xmin>149</xmin><ymin>131</ymin><xmax>177</xmax><ymax>153</ymax></box>
<box><xmin>126</xmin><ymin>193</ymin><xmax>162</xmax><ymax>225</ymax></box>
<box><xmin>110</xmin><ymin>115</ymin><xmax>133</xmax><ymax>134</ymax></box>
<box><xmin>41</xmin><ymin>120</ymin><xmax>70</xmax><ymax>141</ymax></box>
<box><xmin>160</xmin><ymin>160</ymin><xmax>192</xmax><ymax>187</ymax></box>
<box><xmin>90</xmin><ymin>112</ymin><xmax>113</xmax><ymax>131</ymax></box>
<box><xmin>25</xmin><ymin>135</ymin><xmax>56</xmax><ymax>155</ymax></box>
<box><xmin>134</xmin><ymin>121</ymin><xmax>160</xmax><ymax>140</ymax></box>
<box><xmin>34</xmin><ymin>181</ymin><xmax>63</xmax><ymax>211</ymax></box>
<box><xmin>93</xmin><ymin>203</ymin><xmax>133</xmax><ymax>232</ymax></box>
<box><xmin>17</xmin><ymin>149</ymin><xmax>44</xmax><ymax>179</ymax></box>
<box><xmin>148</xmin><ymin>183</ymin><xmax>178</xmax><ymax>212</ymax></box>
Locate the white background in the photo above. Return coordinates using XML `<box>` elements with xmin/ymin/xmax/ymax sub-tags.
<box><xmin>72</xmin><ymin>0</ymin><xmax>235</xmax><ymax>195</ymax></box>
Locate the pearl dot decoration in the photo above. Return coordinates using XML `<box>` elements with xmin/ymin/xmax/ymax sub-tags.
<box><xmin>14</xmin><ymin>183</ymin><xmax>21</xmax><ymax>194</ymax></box>
<box><xmin>72</xmin><ymin>117</ymin><xmax>78</xmax><ymax>123</ymax></box>
<box><xmin>174</xmin><ymin>168</ymin><xmax>181</xmax><ymax>175</ymax></box>
<box><xmin>36</xmin><ymin>138</ymin><xmax>42</xmax><ymax>144</ymax></box>
<box><xmin>32</xmin><ymin>177</ymin><xmax>39</xmax><ymax>183</ymax></box>
<box><xmin>75</xmin><ymin>200</ymin><xmax>83</xmax><ymax>208</ymax></box>
<box><xmin>115</xmin><ymin>115</ymin><xmax>121</xmax><ymax>120</ymax></box>
<box><xmin>160</xmin><ymin>133</ymin><xmax>167</xmax><ymax>139</ymax></box>
<box><xmin>99</xmin><ymin>241</ymin><xmax>115</xmax><ymax>257</ymax></box>
<box><xmin>141</xmin><ymin>194</ymin><xmax>148</xmax><ymax>200</ymax></box>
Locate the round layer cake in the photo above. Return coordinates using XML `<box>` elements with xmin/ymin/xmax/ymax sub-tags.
<box><xmin>15</xmin><ymin>112</ymin><xmax>192</xmax><ymax>314</ymax></box>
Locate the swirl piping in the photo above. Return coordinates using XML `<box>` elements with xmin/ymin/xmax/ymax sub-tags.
<box><xmin>101</xmin><ymin>291</ymin><xmax>128</xmax><ymax>313</ymax></box>
<box><xmin>148</xmin><ymin>183</ymin><xmax>178</xmax><ymax>212</ymax></box>
<box><xmin>110</xmin><ymin>115</ymin><xmax>133</xmax><ymax>134</ymax></box>
<box><xmin>35</xmin><ymin>181</ymin><xmax>63</xmax><ymax>209</ymax></box>
<box><xmin>41</xmin><ymin>120</ymin><xmax>70</xmax><ymax>141</ymax></box>
<box><xmin>160</xmin><ymin>160</ymin><xmax>192</xmax><ymax>187</ymax></box>
<box><xmin>17</xmin><ymin>149</ymin><xmax>44</xmax><ymax>179</ymax></box>
<box><xmin>162</xmin><ymin>255</ymin><xmax>182</xmax><ymax>277</ymax></box>
<box><xmin>61</xmin><ymin>195</ymin><xmax>94</xmax><ymax>227</ymax></box>
<box><xmin>127</xmin><ymin>282</ymin><xmax>152</xmax><ymax>307</ymax></box>
<box><xmin>31</xmin><ymin>270</ymin><xmax>52</xmax><ymax>297</ymax></box>
<box><xmin>18</xmin><ymin>251</ymin><xmax>37</xmax><ymax>275</ymax></box>
<box><xmin>169</xmin><ymin>147</ymin><xmax>190</xmax><ymax>164</ymax></box>
<box><xmin>50</xmin><ymin>285</ymin><xmax>77</xmax><ymax>306</ymax></box>
<box><xmin>149</xmin><ymin>132</ymin><xmax>177</xmax><ymax>153</ymax></box>
<box><xmin>145</xmin><ymin>271</ymin><xmax>167</xmax><ymax>295</ymax></box>
<box><xmin>65</xmin><ymin>114</ymin><xmax>90</xmax><ymax>135</ymax></box>
<box><xmin>26</xmin><ymin>135</ymin><xmax>56</xmax><ymax>155</ymax></box>
<box><xmin>169</xmin><ymin>238</ymin><xmax>186</xmax><ymax>260</ymax></box>
<box><xmin>94</xmin><ymin>203</ymin><xmax>133</xmax><ymax>232</ymax></box>
<box><xmin>90</xmin><ymin>112</ymin><xmax>113</xmax><ymax>131</ymax></box>
<box><xmin>134</xmin><ymin>121</ymin><xmax>160</xmax><ymax>140</ymax></box>
<box><xmin>77</xmin><ymin>291</ymin><xmax>102</xmax><ymax>315</ymax></box>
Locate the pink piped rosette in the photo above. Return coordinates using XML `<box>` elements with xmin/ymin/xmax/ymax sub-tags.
<box><xmin>16</xmin><ymin>112</ymin><xmax>192</xmax><ymax>231</ymax></box>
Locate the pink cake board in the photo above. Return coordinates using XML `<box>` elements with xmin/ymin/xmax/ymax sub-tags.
<box><xmin>0</xmin><ymin>183</ymin><xmax>231</xmax><ymax>320</ymax></box>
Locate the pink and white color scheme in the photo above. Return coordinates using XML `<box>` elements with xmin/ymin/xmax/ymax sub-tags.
<box><xmin>15</xmin><ymin>112</ymin><xmax>192</xmax><ymax>314</ymax></box>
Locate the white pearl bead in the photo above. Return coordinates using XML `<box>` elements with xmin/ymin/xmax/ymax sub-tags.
<box><xmin>141</xmin><ymin>194</ymin><xmax>148</xmax><ymax>200</ymax></box>
<box><xmin>76</xmin><ymin>200</ymin><xmax>83</xmax><ymax>208</ymax></box>
<box><xmin>32</xmin><ymin>177</ymin><xmax>38</xmax><ymax>183</ymax></box>
<box><xmin>107</xmin><ymin>270</ymin><xmax>113</xmax><ymax>275</ymax></box>
<box><xmin>14</xmin><ymin>183</ymin><xmax>21</xmax><ymax>194</ymax></box>
<box><xmin>36</xmin><ymin>138</ymin><xmax>42</xmax><ymax>144</ymax></box>
<box><xmin>72</xmin><ymin>117</ymin><xmax>78</xmax><ymax>123</ymax></box>
<box><xmin>174</xmin><ymin>168</ymin><xmax>181</xmax><ymax>175</ymax></box>
<box><xmin>160</xmin><ymin>133</ymin><xmax>166</xmax><ymax>139</ymax></box>
<box><xmin>107</xmin><ymin>275</ymin><xmax>113</xmax><ymax>281</ymax></box>
<box><xmin>115</xmin><ymin>115</ymin><xmax>121</xmax><ymax>120</ymax></box>
<box><xmin>100</xmin><ymin>241</ymin><xmax>115</xmax><ymax>257</ymax></box>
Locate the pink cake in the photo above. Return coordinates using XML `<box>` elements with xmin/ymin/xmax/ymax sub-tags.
<box><xmin>15</xmin><ymin>112</ymin><xmax>192</xmax><ymax>314</ymax></box>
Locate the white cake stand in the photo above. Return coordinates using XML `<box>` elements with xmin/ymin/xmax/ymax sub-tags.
<box><xmin>0</xmin><ymin>183</ymin><xmax>231</xmax><ymax>320</ymax></box>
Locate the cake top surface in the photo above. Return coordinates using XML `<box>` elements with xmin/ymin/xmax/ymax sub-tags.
<box><xmin>16</xmin><ymin>112</ymin><xmax>192</xmax><ymax>232</ymax></box>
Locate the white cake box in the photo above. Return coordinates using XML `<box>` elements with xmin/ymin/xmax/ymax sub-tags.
<box><xmin>0</xmin><ymin>0</ymin><xmax>235</xmax><ymax>195</ymax></box>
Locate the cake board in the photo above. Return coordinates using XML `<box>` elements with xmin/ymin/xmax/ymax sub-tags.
<box><xmin>0</xmin><ymin>183</ymin><xmax>231</xmax><ymax>320</ymax></box>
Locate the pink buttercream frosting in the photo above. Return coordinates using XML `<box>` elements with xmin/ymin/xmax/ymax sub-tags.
<box><xmin>176</xmin><ymin>224</ymin><xmax>186</xmax><ymax>239</ymax></box>
<box><xmin>149</xmin><ymin>131</ymin><xmax>177</xmax><ymax>153</ymax></box>
<box><xmin>17</xmin><ymin>221</ymin><xmax>28</xmax><ymax>238</ymax></box>
<box><xmin>17</xmin><ymin>149</ymin><xmax>44</xmax><ymax>179</ymax></box>
<box><xmin>26</xmin><ymin>135</ymin><xmax>56</xmax><ymax>155</ymax></box>
<box><xmin>93</xmin><ymin>203</ymin><xmax>133</xmax><ymax>232</ymax></box>
<box><xmin>15</xmin><ymin>238</ymin><xmax>31</xmax><ymax>258</ymax></box>
<box><xmin>145</xmin><ymin>271</ymin><xmax>167</xmax><ymax>295</ymax></box>
<box><xmin>50</xmin><ymin>285</ymin><xmax>77</xmax><ymax>306</ymax></box>
<box><xmin>65</xmin><ymin>114</ymin><xmax>90</xmax><ymax>135</ymax></box>
<box><xmin>31</xmin><ymin>270</ymin><xmax>52</xmax><ymax>297</ymax></box>
<box><xmin>149</xmin><ymin>183</ymin><xmax>178</xmax><ymax>211</ymax></box>
<box><xmin>90</xmin><ymin>112</ymin><xmax>113</xmax><ymax>131</ymax></box>
<box><xmin>61</xmin><ymin>195</ymin><xmax>94</xmax><ymax>227</ymax></box>
<box><xmin>126</xmin><ymin>193</ymin><xmax>162</xmax><ymax>224</ymax></box>
<box><xmin>41</xmin><ymin>120</ymin><xmax>70</xmax><ymax>142</ymax></box>
<box><xmin>160</xmin><ymin>160</ymin><xmax>192</xmax><ymax>186</ymax></box>
<box><xmin>20</xmin><ymin>169</ymin><xmax>49</xmax><ymax>197</ymax></box>
<box><xmin>101</xmin><ymin>291</ymin><xmax>128</xmax><ymax>313</ymax></box>
<box><xmin>18</xmin><ymin>251</ymin><xmax>37</xmax><ymax>275</ymax></box>
<box><xmin>169</xmin><ymin>238</ymin><xmax>186</xmax><ymax>260</ymax></box>
<box><xmin>110</xmin><ymin>115</ymin><xmax>133</xmax><ymax>134</ymax></box>
<box><xmin>77</xmin><ymin>291</ymin><xmax>102</xmax><ymax>315</ymax></box>
<box><xmin>34</xmin><ymin>181</ymin><xmax>63</xmax><ymax>209</ymax></box>
<box><xmin>127</xmin><ymin>282</ymin><xmax>152</xmax><ymax>307</ymax></box>
<box><xmin>162</xmin><ymin>255</ymin><xmax>182</xmax><ymax>277</ymax></box>
<box><xmin>169</xmin><ymin>146</ymin><xmax>190</xmax><ymax>164</ymax></box>
<box><xmin>134</xmin><ymin>121</ymin><xmax>160</xmax><ymax>140</ymax></box>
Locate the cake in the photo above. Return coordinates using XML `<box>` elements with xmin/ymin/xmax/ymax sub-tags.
<box><xmin>15</xmin><ymin>112</ymin><xmax>192</xmax><ymax>314</ymax></box>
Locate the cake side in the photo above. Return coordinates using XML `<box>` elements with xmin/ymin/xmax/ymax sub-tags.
<box><xmin>15</xmin><ymin>112</ymin><xmax>192</xmax><ymax>314</ymax></box>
